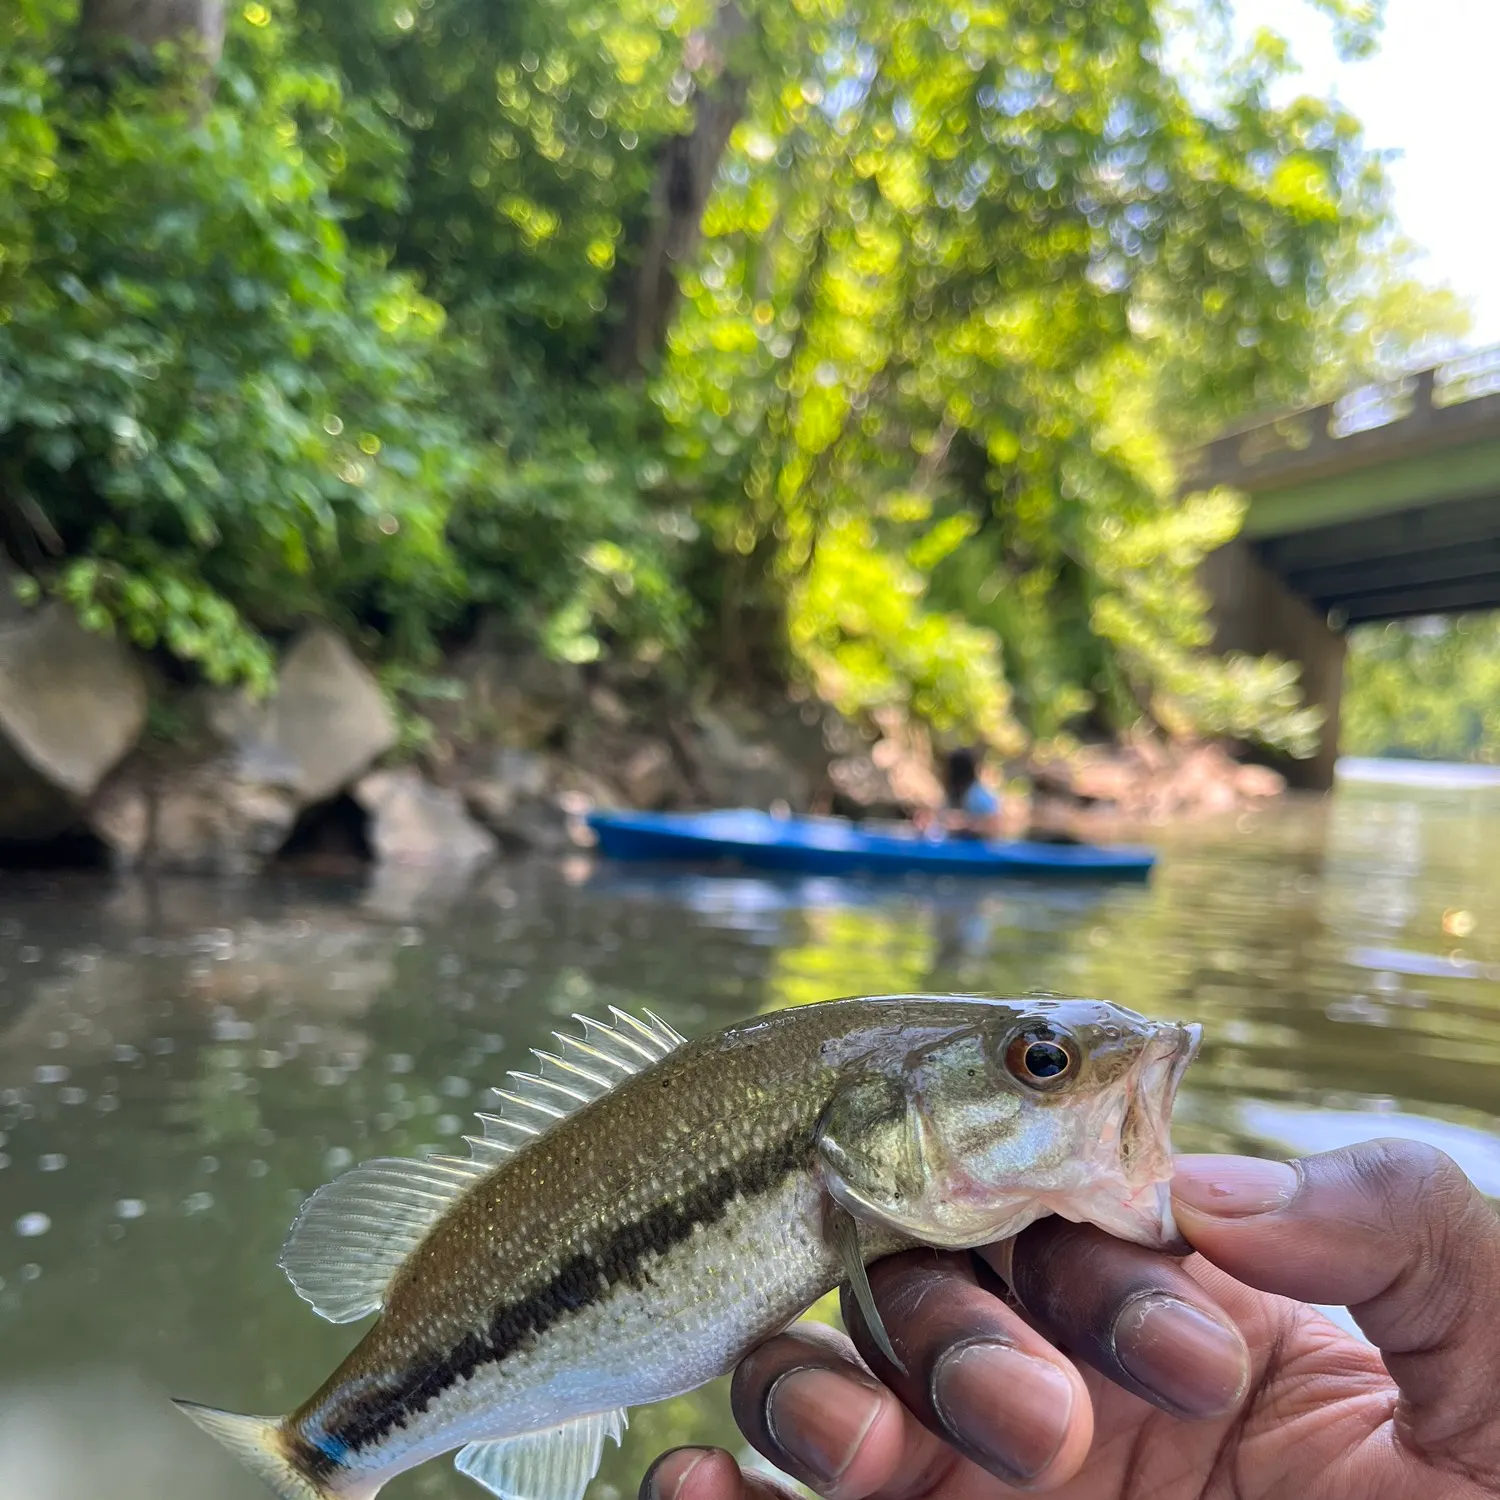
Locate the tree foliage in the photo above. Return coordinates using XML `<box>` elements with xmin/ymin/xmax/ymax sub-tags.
<box><xmin>0</xmin><ymin>0</ymin><xmax>1455</xmax><ymax>756</ymax></box>
<box><xmin>1343</xmin><ymin>614</ymin><xmax>1500</xmax><ymax>764</ymax></box>
<box><xmin>1</xmin><ymin>2</ymin><xmax>469</xmax><ymax>688</ymax></box>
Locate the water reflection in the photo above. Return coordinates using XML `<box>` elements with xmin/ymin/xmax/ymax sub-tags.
<box><xmin>1234</xmin><ymin>1101</ymin><xmax>1500</xmax><ymax>1199</ymax></box>
<box><xmin>0</xmin><ymin>774</ymin><xmax>1497</xmax><ymax>1498</ymax></box>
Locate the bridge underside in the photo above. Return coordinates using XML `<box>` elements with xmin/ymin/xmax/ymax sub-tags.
<box><xmin>1252</xmin><ymin>490</ymin><xmax>1500</xmax><ymax>626</ymax></box>
<box><xmin>1192</xmin><ymin>356</ymin><xmax>1500</xmax><ymax>787</ymax></box>
<box><xmin>1203</xmin><ymin>541</ymin><xmax>1348</xmax><ymax>791</ymax></box>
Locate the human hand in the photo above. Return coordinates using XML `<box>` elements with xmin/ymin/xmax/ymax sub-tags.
<box><xmin>639</xmin><ymin>1141</ymin><xmax>1500</xmax><ymax>1500</ymax></box>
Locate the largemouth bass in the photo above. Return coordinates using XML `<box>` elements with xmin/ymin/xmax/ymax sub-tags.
<box><xmin>176</xmin><ymin>993</ymin><xmax>1200</xmax><ymax>1500</ymax></box>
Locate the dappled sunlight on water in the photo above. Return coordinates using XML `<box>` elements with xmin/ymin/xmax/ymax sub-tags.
<box><xmin>0</xmin><ymin>775</ymin><xmax>1497</xmax><ymax>1497</ymax></box>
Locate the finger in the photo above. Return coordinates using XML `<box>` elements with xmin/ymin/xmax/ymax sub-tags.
<box><xmin>640</xmin><ymin>1448</ymin><xmax>803</xmax><ymax>1500</ymax></box>
<box><xmin>840</xmin><ymin>1251</ymin><xmax>1096</xmax><ymax>1490</ymax></box>
<box><xmin>731</xmin><ymin>1322</ymin><xmax>957</xmax><ymax>1500</ymax></box>
<box><xmin>998</xmin><ymin>1218</ymin><xmax>1251</xmax><ymax>1420</ymax></box>
<box><xmin>1173</xmin><ymin>1141</ymin><xmax>1500</xmax><ymax>1481</ymax></box>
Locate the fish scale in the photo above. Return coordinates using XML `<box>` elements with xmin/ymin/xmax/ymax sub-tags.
<box><xmin>173</xmin><ymin>993</ymin><xmax>1200</xmax><ymax>1500</ymax></box>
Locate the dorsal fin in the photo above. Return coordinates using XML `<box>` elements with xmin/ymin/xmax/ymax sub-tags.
<box><xmin>474</xmin><ymin>1006</ymin><xmax>685</xmax><ymax>1147</ymax></box>
<box><xmin>278</xmin><ymin>1007</ymin><xmax>686</xmax><ymax>1322</ymax></box>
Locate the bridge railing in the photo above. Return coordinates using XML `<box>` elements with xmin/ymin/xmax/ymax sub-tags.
<box><xmin>1181</xmin><ymin>344</ymin><xmax>1500</xmax><ymax>492</ymax></box>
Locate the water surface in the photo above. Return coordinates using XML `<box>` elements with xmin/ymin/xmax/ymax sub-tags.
<box><xmin>1</xmin><ymin>772</ymin><xmax>1497</xmax><ymax>1498</ymax></box>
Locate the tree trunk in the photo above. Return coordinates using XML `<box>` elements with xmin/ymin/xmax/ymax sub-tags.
<box><xmin>77</xmin><ymin>0</ymin><xmax>226</xmax><ymax>70</ymax></box>
<box><xmin>608</xmin><ymin>0</ymin><xmax>749</xmax><ymax>377</ymax></box>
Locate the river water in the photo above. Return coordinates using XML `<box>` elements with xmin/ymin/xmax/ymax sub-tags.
<box><xmin>1</xmin><ymin>770</ymin><xmax>1498</xmax><ymax>1499</ymax></box>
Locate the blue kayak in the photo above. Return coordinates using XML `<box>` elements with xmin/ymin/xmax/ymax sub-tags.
<box><xmin>587</xmin><ymin>809</ymin><xmax>1155</xmax><ymax>880</ymax></box>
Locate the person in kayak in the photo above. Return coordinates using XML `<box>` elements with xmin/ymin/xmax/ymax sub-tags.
<box><xmin>942</xmin><ymin>747</ymin><xmax>1003</xmax><ymax>838</ymax></box>
<box><xmin>910</xmin><ymin>746</ymin><xmax>1004</xmax><ymax>840</ymax></box>
<box><xmin>913</xmin><ymin>746</ymin><xmax>1080</xmax><ymax>845</ymax></box>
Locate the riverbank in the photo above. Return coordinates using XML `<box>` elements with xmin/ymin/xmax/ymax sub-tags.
<box><xmin>0</xmin><ymin>612</ymin><xmax>1289</xmax><ymax>877</ymax></box>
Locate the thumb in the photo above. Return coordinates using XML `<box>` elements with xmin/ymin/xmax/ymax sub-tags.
<box><xmin>1172</xmin><ymin>1140</ymin><xmax>1500</xmax><ymax>1484</ymax></box>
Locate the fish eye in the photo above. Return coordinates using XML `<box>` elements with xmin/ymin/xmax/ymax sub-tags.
<box><xmin>1003</xmin><ymin>1026</ymin><xmax>1080</xmax><ymax>1091</ymax></box>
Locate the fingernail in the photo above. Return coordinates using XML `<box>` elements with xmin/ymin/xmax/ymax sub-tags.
<box><xmin>1173</xmin><ymin>1156</ymin><xmax>1298</xmax><ymax>1217</ymax></box>
<box><xmin>765</xmin><ymin>1367</ymin><xmax>885</xmax><ymax>1489</ymax></box>
<box><xmin>930</xmin><ymin>1338</ymin><xmax>1073</xmax><ymax>1485</ymax></box>
<box><xmin>1112</xmin><ymin>1294</ymin><xmax>1249</xmax><ymax>1419</ymax></box>
<box><xmin>640</xmin><ymin>1448</ymin><xmax>713</xmax><ymax>1500</ymax></box>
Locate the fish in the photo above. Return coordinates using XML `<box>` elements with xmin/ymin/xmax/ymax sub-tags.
<box><xmin>174</xmin><ymin>992</ymin><xmax>1201</xmax><ymax>1500</ymax></box>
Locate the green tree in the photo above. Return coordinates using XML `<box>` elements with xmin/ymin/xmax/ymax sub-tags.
<box><xmin>656</xmin><ymin>0</ymin><xmax>1388</xmax><ymax>751</ymax></box>
<box><xmin>0</xmin><ymin>2</ymin><xmax>471</xmax><ymax>688</ymax></box>
<box><xmin>1342</xmin><ymin>614</ymin><xmax>1500</xmax><ymax>764</ymax></box>
<box><xmin>0</xmin><ymin>0</ymin><xmax>1456</xmax><ymax>762</ymax></box>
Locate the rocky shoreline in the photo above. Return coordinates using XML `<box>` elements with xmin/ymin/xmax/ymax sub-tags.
<box><xmin>0</xmin><ymin>604</ymin><xmax>1289</xmax><ymax>879</ymax></box>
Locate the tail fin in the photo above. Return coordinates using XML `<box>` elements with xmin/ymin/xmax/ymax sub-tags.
<box><xmin>173</xmin><ymin>1400</ymin><xmax>329</xmax><ymax>1500</ymax></box>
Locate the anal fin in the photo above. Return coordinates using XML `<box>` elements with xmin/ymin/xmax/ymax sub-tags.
<box><xmin>456</xmin><ymin>1410</ymin><xmax>628</xmax><ymax>1500</ymax></box>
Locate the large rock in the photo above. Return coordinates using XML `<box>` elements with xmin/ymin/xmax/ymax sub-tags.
<box><xmin>617</xmin><ymin>738</ymin><xmax>680</xmax><ymax>807</ymax></box>
<box><xmin>566</xmin><ymin>713</ymin><xmax>693</xmax><ymax>812</ymax></box>
<box><xmin>152</xmin><ymin>763</ymin><xmax>299</xmax><ymax>875</ymax></box>
<box><xmin>437</xmin><ymin>628</ymin><xmax>586</xmax><ymax>750</ymax></box>
<box><xmin>464</xmin><ymin>749</ymin><xmax>574</xmax><ymax>853</ymax></box>
<box><xmin>1035</xmin><ymin>736</ymin><xmax>1288</xmax><ymax>823</ymax></box>
<box><xmin>89</xmin><ymin>756</ymin><xmax>298</xmax><ymax>875</ymax></box>
<box><xmin>208</xmin><ymin>625</ymin><xmax>396</xmax><ymax>804</ymax></box>
<box><xmin>826</xmin><ymin>706</ymin><xmax>943</xmax><ymax>818</ymax></box>
<box><xmin>88</xmin><ymin>768</ymin><xmax>153</xmax><ymax>865</ymax></box>
<box><xmin>680</xmin><ymin>704</ymin><xmax>810</xmax><ymax>811</ymax></box>
<box><xmin>0</xmin><ymin>596</ymin><xmax>147</xmax><ymax>838</ymax></box>
<box><xmin>86</xmin><ymin>625</ymin><xmax>394</xmax><ymax>873</ymax></box>
<box><xmin>356</xmin><ymin>768</ymin><xmax>499</xmax><ymax>870</ymax></box>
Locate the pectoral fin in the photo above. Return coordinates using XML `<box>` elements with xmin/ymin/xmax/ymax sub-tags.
<box><xmin>455</xmin><ymin>1409</ymin><xmax>628</xmax><ymax>1500</ymax></box>
<box><xmin>827</xmin><ymin>1200</ymin><xmax>906</xmax><ymax>1375</ymax></box>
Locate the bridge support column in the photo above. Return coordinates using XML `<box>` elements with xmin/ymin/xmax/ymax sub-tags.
<box><xmin>1203</xmin><ymin>540</ymin><xmax>1346</xmax><ymax>791</ymax></box>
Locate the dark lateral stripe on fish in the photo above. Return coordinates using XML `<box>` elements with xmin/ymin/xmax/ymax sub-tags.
<box><xmin>303</xmin><ymin>1127</ymin><xmax>811</xmax><ymax>1475</ymax></box>
<box><xmin>289</xmin><ymin>1429</ymin><xmax>347</xmax><ymax>1483</ymax></box>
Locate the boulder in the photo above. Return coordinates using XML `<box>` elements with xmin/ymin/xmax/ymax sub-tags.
<box><xmin>89</xmin><ymin>756</ymin><xmax>298</xmax><ymax>875</ymax></box>
<box><xmin>438</xmin><ymin>629</ymin><xmax>585</xmax><ymax>749</ymax></box>
<box><xmin>85</xmin><ymin>625</ymin><xmax>395</xmax><ymax>873</ymax></box>
<box><xmin>1041</xmin><ymin>736</ymin><xmax>1289</xmax><ymax>822</ymax></box>
<box><xmin>617</xmin><ymin>738</ymin><xmax>679</xmax><ymax>808</ymax></box>
<box><xmin>208</xmin><ymin>625</ymin><xmax>396</xmax><ymax>804</ymax></box>
<box><xmin>480</xmin><ymin>746</ymin><xmax>551</xmax><ymax>801</ymax></box>
<box><xmin>566</xmin><ymin>711</ymin><xmax>692</xmax><ymax>810</ymax></box>
<box><xmin>681</xmin><ymin>704</ymin><xmax>809</xmax><ymax>811</ymax></box>
<box><xmin>0</xmin><ymin>596</ymin><xmax>147</xmax><ymax>838</ymax></box>
<box><xmin>154</xmin><ymin>764</ymin><xmax>299</xmax><ymax>875</ymax></box>
<box><xmin>87</xmin><ymin>768</ymin><xmax>153</xmax><ymax>867</ymax></box>
<box><xmin>356</xmin><ymin>768</ymin><xmax>499</xmax><ymax>869</ymax></box>
<box><xmin>466</xmin><ymin>779</ymin><xmax>568</xmax><ymax>852</ymax></box>
<box><xmin>1234</xmin><ymin>762</ymin><xmax>1288</xmax><ymax>799</ymax></box>
<box><xmin>826</xmin><ymin>707</ymin><xmax>942</xmax><ymax>818</ymax></box>
<box><xmin>464</xmin><ymin>749</ymin><xmax>574</xmax><ymax>854</ymax></box>
<box><xmin>587</xmin><ymin>683</ymin><xmax>631</xmax><ymax>728</ymax></box>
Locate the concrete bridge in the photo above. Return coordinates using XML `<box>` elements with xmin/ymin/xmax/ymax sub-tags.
<box><xmin>1184</xmin><ymin>345</ymin><xmax>1500</xmax><ymax>788</ymax></box>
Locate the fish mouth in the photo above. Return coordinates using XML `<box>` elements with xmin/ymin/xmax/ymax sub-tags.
<box><xmin>1098</xmin><ymin>1021</ymin><xmax>1203</xmax><ymax>1249</ymax></box>
<box><xmin>1163</xmin><ymin>1021</ymin><xmax>1203</xmax><ymax>1106</ymax></box>
<box><xmin>1128</xmin><ymin>1022</ymin><xmax>1200</xmax><ymax>1153</ymax></box>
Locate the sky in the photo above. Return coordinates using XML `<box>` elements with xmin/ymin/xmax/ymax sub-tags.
<box><xmin>1233</xmin><ymin>0</ymin><xmax>1500</xmax><ymax>348</ymax></box>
